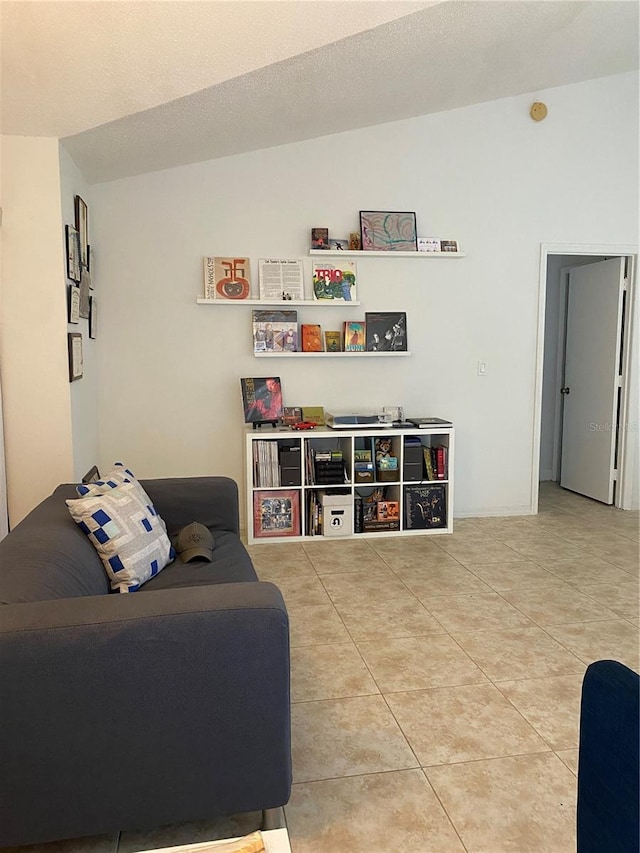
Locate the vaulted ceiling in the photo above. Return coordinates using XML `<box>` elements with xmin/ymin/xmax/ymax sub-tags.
<box><xmin>2</xmin><ymin>0</ymin><xmax>638</xmax><ymax>183</ymax></box>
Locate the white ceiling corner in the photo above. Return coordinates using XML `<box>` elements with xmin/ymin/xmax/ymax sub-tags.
<box><xmin>1</xmin><ymin>0</ymin><xmax>638</xmax><ymax>183</ymax></box>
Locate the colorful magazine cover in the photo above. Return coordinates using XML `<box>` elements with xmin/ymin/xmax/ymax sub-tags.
<box><xmin>252</xmin><ymin>310</ymin><xmax>298</xmax><ymax>352</ymax></box>
<box><xmin>312</xmin><ymin>261</ymin><xmax>357</xmax><ymax>302</ymax></box>
<box><xmin>344</xmin><ymin>321</ymin><xmax>365</xmax><ymax>352</ymax></box>
<box><xmin>240</xmin><ymin>376</ymin><xmax>283</xmax><ymax>424</ymax></box>
<box><xmin>204</xmin><ymin>257</ymin><xmax>251</xmax><ymax>300</ymax></box>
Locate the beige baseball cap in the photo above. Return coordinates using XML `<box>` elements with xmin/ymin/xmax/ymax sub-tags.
<box><xmin>175</xmin><ymin>522</ymin><xmax>215</xmax><ymax>562</ymax></box>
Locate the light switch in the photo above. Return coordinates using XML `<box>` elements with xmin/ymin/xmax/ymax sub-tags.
<box><xmin>478</xmin><ymin>361</ymin><xmax>487</xmax><ymax>376</ymax></box>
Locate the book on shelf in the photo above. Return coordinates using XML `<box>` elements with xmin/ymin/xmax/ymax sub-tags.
<box><xmin>253</xmin><ymin>489</ymin><xmax>300</xmax><ymax>538</ymax></box>
<box><xmin>301</xmin><ymin>406</ymin><xmax>325</xmax><ymax>426</ymax></box>
<box><xmin>365</xmin><ymin>312</ymin><xmax>407</xmax><ymax>352</ymax></box>
<box><xmin>404</xmin><ymin>484</ymin><xmax>447</xmax><ymax>530</ymax></box>
<box><xmin>423</xmin><ymin>446</ymin><xmax>435</xmax><ymax>481</ymax></box>
<box><xmin>312</xmin><ymin>261</ymin><xmax>357</xmax><ymax>302</ymax></box>
<box><xmin>204</xmin><ymin>257</ymin><xmax>251</xmax><ymax>300</ymax></box>
<box><xmin>406</xmin><ymin>417</ymin><xmax>453</xmax><ymax>428</ymax></box>
<box><xmin>252</xmin><ymin>309</ymin><xmax>298</xmax><ymax>353</ymax></box>
<box><xmin>252</xmin><ymin>439</ymin><xmax>281</xmax><ymax>487</ymax></box>
<box><xmin>344</xmin><ymin>321</ymin><xmax>365</xmax><ymax>352</ymax></box>
<box><xmin>301</xmin><ymin>323</ymin><xmax>323</xmax><ymax>352</ymax></box>
<box><xmin>257</xmin><ymin>258</ymin><xmax>304</xmax><ymax>301</ymax></box>
<box><xmin>240</xmin><ymin>376</ymin><xmax>283</xmax><ymax>424</ymax></box>
<box><xmin>324</xmin><ymin>330</ymin><xmax>342</xmax><ymax>352</ymax></box>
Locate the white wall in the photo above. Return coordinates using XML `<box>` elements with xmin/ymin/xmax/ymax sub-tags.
<box><xmin>89</xmin><ymin>72</ymin><xmax>639</xmax><ymax>522</ymax></box>
<box><xmin>0</xmin><ymin>136</ymin><xmax>75</xmax><ymax>524</ymax></box>
<box><xmin>58</xmin><ymin>144</ymin><xmax>99</xmax><ymax>480</ymax></box>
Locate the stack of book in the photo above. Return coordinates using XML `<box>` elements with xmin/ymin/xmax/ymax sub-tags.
<box><xmin>252</xmin><ymin>440</ymin><xmax>280</xmax><ymax>487</ymax></box>
<box><xmin>423</xmin><ymin>445</ymin><xmax>448</xmax><ymax>481</ymax></box>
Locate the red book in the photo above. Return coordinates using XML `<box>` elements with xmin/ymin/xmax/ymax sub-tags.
<box><xmin>301</xmin><ymin>324</ymin><xmax>323</xmax><ymax>352</ymax></box>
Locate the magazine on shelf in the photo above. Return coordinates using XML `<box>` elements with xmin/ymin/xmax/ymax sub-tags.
<box><xmin>365</xmin><ymin>312</ymin><xmax>407</xmax><ymax>352</ymax></box>
<box><xmin>240</xmin><ymin>376</ymin><xmax>283</xmax><ymax>424</ymax></box>
<box><xmin>252</xmin><ymin>310</ymin><xmax>298</xmax><ymax>353</ymax></box>
<box><xmin>204</xmin><ymin>257</ymin><xmax>251</xmax><ymax>300</ymax></box>
<box><xmin>312</xmin><ymin>261</ymin><xmax>357</xmax><ymax>302</ymax></box>
<box><xmin>258</xmin><ymin>258</ymin><xmax>304</xmax><ymax>301</ymax></box>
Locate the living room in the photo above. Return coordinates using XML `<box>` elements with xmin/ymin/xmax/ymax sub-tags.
<box><xmin>1</xmin><ymin>2</ymin><xmax>639</xmax><ymax>852</ymax></box>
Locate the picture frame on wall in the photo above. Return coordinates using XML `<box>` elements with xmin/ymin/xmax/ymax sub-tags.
<box><xmin>89</xmin><ymin>296</ymin><xmax>97</xmax><ymax>339</ymax></box>
<box><xmin>78</xmin><ymin>269</ymin><xmax>91</xmax><ymax>319</ymax></box>
<box><xmin>68</xmin><ymin>286</ymin><xmax>80</xmax><ymax>323</ymax></box>
<box><xmin>359</xmin><ymin>210</ymin><xmax>417</xmax><ymax>252</ymax></box>
<box><xmin>74</xmin><ymin>195</ymin><xmax>88</xmax><ymax>268</ymax></box>
<box><xmin>65</xmin><ymin>225</ymin><xmax>81</xmax><ymax>282</ymax></box>
<box><xmin>68</xmin><ymin>332</ymin><xmax>83</xmax><ymax>382</ymax></box>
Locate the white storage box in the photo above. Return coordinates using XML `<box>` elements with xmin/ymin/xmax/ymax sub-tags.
<box><xmin>322</xmin><ymin>494</ymin><xmax>353</xmax><ymax>537</ymax></box>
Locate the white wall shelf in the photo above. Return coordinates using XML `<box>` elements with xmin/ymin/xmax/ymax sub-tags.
<box><xmin>309</xmin><ymin>250</ymin><xmax>465</xmax><ymax>258</ymax></box>
<box><xmin>196</xmin><ymin>298</ymin><xmax>360</xmax><ymax>306</ymax></box>
<box><xmin>254</xmin><ymin>351</ymin><xmax>411</xmax><ymax>358</ymax></box>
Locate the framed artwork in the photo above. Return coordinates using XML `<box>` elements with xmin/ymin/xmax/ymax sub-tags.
<box><xmin>89</xmin><ymin>296</ymin><xmax>97</xmax><ymax>339</ymax></box>
<box><xmin>359</xmin><ymin>210</ymin><xmax>417</xmax><ymax>252</ymax></box>
<box><xmin>65</xmin><ymin>225</ymin><xmax>81</xmax><ymax>282</ymax></box>
<box><xmin>253</xmin><ymin>490</ymin><xmax>300</xmax><ymax>538</ymax></box>
<box><xmin>75</xmin><ymin>195</ymin><xmax>88</xmax><ymax>268</ymax></box>
<box><xmin>68</xmin><ymin>333</ymin><xmax>83</xmax><ymax>382</ymax></box>
<box><xmin>68</xmin><ymin>286</ymin><xmax>80</xmax><ymax>323</ymax></box>
<box><xmin>240</xmin><ymin>376</ymin><xmax>283</xmax><ymax>425</ymax></box>
<box><xmin>78</xmin><ymin>269</ymin><xmax>91</xmax><ymax>319</ymax></box>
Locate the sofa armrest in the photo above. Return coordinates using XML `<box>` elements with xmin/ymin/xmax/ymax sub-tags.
<box><xmin>0</xmin><ymin>583</ymin><xmax>291</xmax><ymax>847</ymax></box>
<box><xmin>141</xmin><ymin>476</ymin><xmax>241</xmax><ymax>535</ymax></box>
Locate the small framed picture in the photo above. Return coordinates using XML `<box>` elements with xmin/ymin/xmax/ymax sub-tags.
<box><xmin>75</xmin><ymin>195</ymin><xmax>88</xmax><ymax>269</ymax></box>
<box><xmin>68</xmin><ymin>333</ymin><xmax>83</xmax><ymax>382</ymax></box>
<box><xmin>440</xmin><ymin>239</ymin><xmax>459</xmax><ymax>253</ymax></box>
<box><xmin>329</xmin><ymin>238</ymin><xmax>348</xmax><ymax>251</ymax></box>
<box><xmin>66</xmin><ymin>225</ymin><xmax>81</xmax><ymax>281</ymax></box>
<box><xmin>359</xmin><ymin>210</ymin><xmax>417</xmax><ymax>252</ymax></box>
<box><xmin>68</xmin><ymin>286</ymin><xmax>80</xmax><ymax>324</ymax></box>
<box><xmin>311</xmin><ymin>228</ymin><xmax>329</xmax><ymax>250</ymax></box>
<box><xmin>89</xmin><ymin>296</ymin><xmax>97</xmax><ymax>339</ymax></box>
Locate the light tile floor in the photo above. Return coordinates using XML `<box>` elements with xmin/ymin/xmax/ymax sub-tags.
<box><xmin>4</xmin><ymin>484</ymin><xmax>638</xmax><ymax>853</ymax></box>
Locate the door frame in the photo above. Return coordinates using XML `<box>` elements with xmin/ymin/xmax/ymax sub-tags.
<box><xmin>533</xmin><ymin>243</ymin><xmax>639</xmax><ymax>512</ymax></box>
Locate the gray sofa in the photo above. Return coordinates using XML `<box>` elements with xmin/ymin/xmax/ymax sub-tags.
<box><xmin>0</xmin><ymin>477</ymin><xmax>291</xmax><ymax>847</ymax></box>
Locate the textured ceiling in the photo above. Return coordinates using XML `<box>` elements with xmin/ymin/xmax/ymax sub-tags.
<box><xmin>2</xmin><ymin>1</ymin><xmax>638</xmax><ymax>184</ymax></box>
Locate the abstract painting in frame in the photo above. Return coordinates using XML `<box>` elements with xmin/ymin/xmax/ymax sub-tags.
<box><xmin>359</xmin><ymin>210</ymin><xmax>417</xmax><ymax>252</ymax></box>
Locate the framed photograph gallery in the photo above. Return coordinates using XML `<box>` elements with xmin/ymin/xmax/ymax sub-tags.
<box><xmin>65</xmin><ymin>225</ymin><xmax>81</xmax><ymax>282</ymax></box>
<box><xmin>359</xmin><ymin>210</ymin><xmax>417</xmax><ymax>252</ymax></box>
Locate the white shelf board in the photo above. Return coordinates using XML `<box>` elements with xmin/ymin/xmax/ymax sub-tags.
<box><xmin>197</xmin><ymin>298</ymin><xmax>360</xmax><ymax>306</ymax></box>
<box><xmin>254</xmin><ymin>351</ymin><xmax>411</xmax><ymax>357</ymax></box>
<box><xmin>309</xmin><ymin>250</ymin><xmax>465</xmax><ymax>258</ymax></box>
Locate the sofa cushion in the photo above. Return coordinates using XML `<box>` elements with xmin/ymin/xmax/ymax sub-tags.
<box><xmin>141</xmin><ymin>530</ymin><xmax>258</xmax><ymax>591</ymax></box>
<box><xmin>77</xmin><ymin>463</ymin><xmax>167</xmax><ymax>532</ymax></box>
<box><xmin>66</xmin><ymin>483</ymin><xmax>174</xmax><ymax>593</ymax></box>
<box><xmin>0</xmin><ymin>485</ymin><xmax>110</xmax><ymax>604</ymax></box>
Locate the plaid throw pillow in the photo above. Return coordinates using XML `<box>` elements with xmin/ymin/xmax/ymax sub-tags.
<box><xmin>66</xmin><ymin>482</ymin><xmax>174</xmax><ymax>592</ymax></box>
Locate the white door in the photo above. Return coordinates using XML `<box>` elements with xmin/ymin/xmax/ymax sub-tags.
<box><xmin>560</xmin><ymin>257</ymin><xmax>626</xmax><ymax>503</ymax></box>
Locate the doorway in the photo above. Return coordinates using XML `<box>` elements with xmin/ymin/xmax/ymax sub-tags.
<box><xmin>533</xmin><ymin>243</ymin><xmax>639</xmax><ymax>513</ymax></box>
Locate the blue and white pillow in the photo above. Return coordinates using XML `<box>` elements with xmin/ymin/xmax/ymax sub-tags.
<box><xmin>66</xmin><ymin>482</ymin><xmax>174</xmax><ymax>593</ymax></box>
<box><xmin>76</xmin><ymin>462</ymin><xmax>167</xmax><ymax>535</ymax></box>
